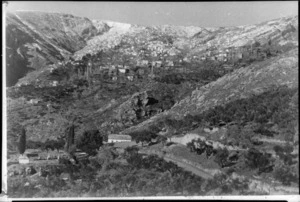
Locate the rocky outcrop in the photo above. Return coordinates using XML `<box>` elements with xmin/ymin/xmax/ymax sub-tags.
<box><xmin>115</xmin><ymin>91</ymin><xmax>159</xmax><ymax>126</ymax></box>
<box><xmin>115</xmin><ymin>84</ymin><xmax>178</xmax><ymax>126</ymax></box>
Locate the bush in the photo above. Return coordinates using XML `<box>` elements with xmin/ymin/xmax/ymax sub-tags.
<box><xmin>214</xmin><ymin>148</ymin><xmax>230</xmax><ymax>168</ymax></box>
<box><xmin>273</xmin><ymin>164</ymin><xmax>298</xmax><ymax>186</ymax></box>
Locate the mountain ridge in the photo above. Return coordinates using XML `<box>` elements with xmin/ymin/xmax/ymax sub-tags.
<box><xmin>5</xmin><ymin>11</ymin><xmax>298</xmax><ymax>86</ymax></box>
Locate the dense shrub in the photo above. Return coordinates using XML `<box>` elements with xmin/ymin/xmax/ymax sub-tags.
<box><xmin>273</xmin><ymin>164</ymin><xmax>298</xmax><ymax>185</ymax></box>
<box><xmin>245</xmin><ymin>148</ymin><xmax>274</xmax><ymax>174</ymax></box>
<box><xmin>214</xmin><ymin>148</ymin><xmax>230</xmax><ymax>168</ymax></box>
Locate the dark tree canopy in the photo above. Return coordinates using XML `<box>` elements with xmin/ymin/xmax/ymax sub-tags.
<box><xmin>76</xmin><ymin>130</ymin><xmax>103</xmax><ymax>156</ymax></box>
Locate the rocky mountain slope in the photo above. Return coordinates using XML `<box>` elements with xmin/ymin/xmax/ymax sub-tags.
<box><xmin>74</xmin><ymin>15</ymin><xmax>298</xmax><ymax>61</ymax></box>
<box><xmin>6</xmin><ymin>11</ymin><xmax>105</xmax><ymax>86</ymax></box>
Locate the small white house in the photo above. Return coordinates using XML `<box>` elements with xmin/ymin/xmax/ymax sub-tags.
<box><xmin>119</xmin><ymin>69</ymin><xmax>126</xmax><ymax>74</ymax></box>
<box><xmin>52</xmin><ymin>81</ymin><xmax>58</xmax><ymax>86</ymax></box>
<box><xmin>127</xmin><ymin>75</ymin><xmax>134</xmax><ymax>81</ymax></box>
<box><xmin>29</xmin><ymin>98</ymin><xmax>41</xmax><ymax>104</ymax></box>
<box><xmin>107</xmin><ymin>134</ymin><xmax>132</xmax><ymax>143</ymax></box>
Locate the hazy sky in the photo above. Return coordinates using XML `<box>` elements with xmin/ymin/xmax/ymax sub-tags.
<box><xmin>5</xmin><ymin>1</ymin><xmax>298</xmax><ymax>27</ymax></box>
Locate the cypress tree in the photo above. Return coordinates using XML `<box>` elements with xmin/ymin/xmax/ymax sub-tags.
<box><xmin>18</xmin><ymin>127</ymin><xmax>26</xmax><ymax>155</ymax></box>
<box><xmin>65</xmin><ymin>124</ymin><xmax>75</xmax><ymax>153</ymax></box>
<box><xmin>64</xmin><ymin>124</ymin><xmax>79</xmax><ymax>164</ymax></box>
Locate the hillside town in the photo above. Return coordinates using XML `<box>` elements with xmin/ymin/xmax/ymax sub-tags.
<box><xmin>5</xmin><ymin>4</ymin><xmax>298</xmax><ymax>198</ymax></box>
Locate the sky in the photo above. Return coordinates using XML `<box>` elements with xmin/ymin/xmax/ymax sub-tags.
<box><xmin>4</xmin><ymin>1</ymin><xmax>298</xmax><ymax>27</ymax></box>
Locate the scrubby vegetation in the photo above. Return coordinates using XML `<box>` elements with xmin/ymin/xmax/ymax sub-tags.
<box><xmin>8</xmin><ymin>146</ymin><xmax>252</xmax><ymax>197</ymax></box>
<box><xmin>154</xmin><ymin>85</ymin><xmax>297</xmax><ymax>143</ymax></box>
<box><xmin>149</xmin><ymin>85</ymin><xmax>299</xmax><ymax>186</ymax></box>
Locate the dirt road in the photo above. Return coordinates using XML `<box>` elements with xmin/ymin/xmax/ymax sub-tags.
<box><xmin>139</xmin><ymin>149</ymin><xmax>215</xmax><ymax>179</ymax></box>
<box><xmin>163</xmin><ymin>155</ymin><xmax>214</xmax><ymax>179</ymax></box>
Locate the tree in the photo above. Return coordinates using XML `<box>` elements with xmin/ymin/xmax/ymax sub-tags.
<box><xmin>135</xmin><ymin>130</ymin><xmax>157</xmax><ymax>146</ymax></box>
<box><xmin>161</xmin><ymin>117</ymin><xmax>178</xmax><ymax>142</ymax></box>
<box><xmin>76</xmin><ymin>130</ymin><xmax>103</xmax><ymax>156</ymax></box>
<box><xmin>194</xmin><ymin>139</ymin><xmax>207</xmax><ymax>155</ymax></box>
<box><xmin>124</xmin><ymin>146</ymin><xmax>143</xmax><ymax>168</ymax></box>
<box><xmin>253</xmin><ymin>41</ymin><xmax>261</xmax><ymax>48</ymax></box>
<box><xmin>18</xmin><ymin>127</ymin><xmax>26</xmax><ymax>155</ymax></box>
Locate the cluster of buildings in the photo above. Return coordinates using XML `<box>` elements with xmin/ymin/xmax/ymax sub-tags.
<box><xmin>198</xmin><ymin>44</ymin><xmax>268</xmax><ymax>62</ymax></box>
<box><xmin>45</xmin><ymin>40</ymin><xmax>271</xmax><ymax>85</ymax></box>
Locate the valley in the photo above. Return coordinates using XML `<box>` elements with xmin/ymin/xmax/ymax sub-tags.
<box><xmin>5</xmin><ymin>10</ymin><xmax>299</xmax><ymax>197</ymax></box>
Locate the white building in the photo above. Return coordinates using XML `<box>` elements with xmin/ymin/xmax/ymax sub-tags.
<box><xmin>107</xmin><ymin>134</ymin><xmax>132</xmax><ymax>143</ymax></box>
<box><xmin>52</xmin><ymin>81</ymin><xmax>58</xmax><ymax>86</ymax></box>
<box><xmin>29</xmin><ymin>99</ymin><xmax>41</xmax><ymax>104</ymax></box>
<box><xmin>137</xmin><ymin>60</ymin><xmax>149</xmax><ymax>67</ymax></box>
<box><xmin>119</xmin><ymin>69</ymin><xmax>126</xmax><ymax>74</ymax></box>
<box><xmin>127</xmin><ymin>75</ymin><xmax>134</xmax><ymax>81</ymax></box>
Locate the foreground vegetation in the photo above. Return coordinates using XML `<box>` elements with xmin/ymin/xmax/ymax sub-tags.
<box><xmin>8</xmin><ymin>146</ymin><xmax>253</xmax><ymax>197</ymax></box>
